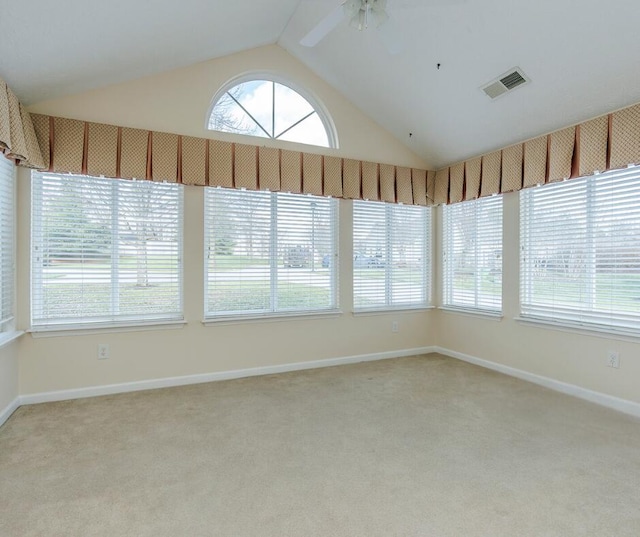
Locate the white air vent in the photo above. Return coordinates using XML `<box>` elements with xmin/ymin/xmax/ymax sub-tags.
<box><xmin>481</xmin><ymin>68</ymin><xmax>529</xmax><ymax>99</ymax></box>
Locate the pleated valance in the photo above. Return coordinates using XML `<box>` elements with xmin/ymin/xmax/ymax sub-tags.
<box><xmin>434</xmin><ymin>102</ymin><xmax>640</xmax><ymax>205</ymax></box>
<box><xmin>21</xmin><ymin>100</ymin><xmax>640</xmax><ymax>207</ymax></box>
<box><xmin>29</xmin><ymin>114</ymin><xmax>435</xmax><ymax>206</ymax></box>
<box><xmin>0</xmin><ymin>78</ymin><xmax>45</xmax><ymax>169</ymax></box>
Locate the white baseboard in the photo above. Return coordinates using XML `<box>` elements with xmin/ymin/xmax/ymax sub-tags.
<box><xmin>20</xmin><ymin>346</ymin><xmax>437</xmax><ymax>406</ymax></box>
<box><xmin>435</xmin><ymin>346</ymin><xmax>640</xmax><ymax>419</ymax></box>
<box><xmin>0</xmin><ymin>397</ymin><xmax>20</xmax><ymax>428</ymax></box>
<box><xmin>16</xmin><ymin>345</ymin><xmax>639</xmax><ymax>420</ymax></box>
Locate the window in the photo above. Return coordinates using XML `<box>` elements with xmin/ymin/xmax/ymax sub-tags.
<box><xmin>0</xmin><ymin>154</ymin><xmax>15</xmax><ymax>335</ymax></box>
<box><xmin>31</xmin><ymin>173</ymin><xmax>183</xmax><ymax>329</ymax></box>
<box><xmin>205</xmin><ymin>188</ymin><xmax>338</xmax><ymax>318</ymax></box>
<box><xmin>353</xmin><ymin>201</ymin><xmax>431</xmax><ymax>311</ymax></box>
<box><xmin>208</xmin><ymin>78</ymin><xmax>335</xmax><ymax>148</ymax></box>
<box><xmin>521</xmin><ymin>166</ymin><xmax>640</xmax><ymax>334</ymax></box>
<box><xmin>442</xmin><ymin>196</ymin><xmax>503</xmax><ymax>313</ymax></box>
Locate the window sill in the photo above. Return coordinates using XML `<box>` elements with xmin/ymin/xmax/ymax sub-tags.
<box><xmin>514</xmin><ymin>316</ymin><xmax>640</xmax><ymax>342</ymax></box>
<box><xmin>29</xmin><ymin>320</ymin><xmax>186</xmax><ymax>338</ymax></box>
<box><xmin>352</xmin><ymin>306</ymin><xmax>434</xmax><ymax>317</ymax></box>
<box><xmin>203</xmin><ymin>310</ymin><xmax>343</xmax><ymax>326</ymax></box>
<box><xmin>0</xmin><ymin>330</ymin><xmax>25</xmax><ymax>350</ymax></box>
<box><xmin>438</xmin><ymin>306</ymin><xmax>503</xmax><ymax>321</ymax></box>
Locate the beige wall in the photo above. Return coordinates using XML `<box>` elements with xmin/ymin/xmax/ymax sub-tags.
<box><xmin>17</xmin><ymin>178</ymin><xmax>434</xmax><ymax>394</ymax></box>
<box><xmin>17</xmin><ymin>43</ymin><xmax>434</xmax><ymax>395</ymax></box>
<box><xmin>28</xmin><ymin>44</ymin><xmax>427</xmax><ymax>169</ymax></box>
<box><xmin>13</xmin><ymin>44</ymin><xmax>640</xmax><ymax>407</ymax></box>
<box><xmin>0</xmin><ymin>343</ymin><xmax>19</xmax><ymax>412</ymax></box>
<box><xmin>434</xmin><ymin>192</ymin><xmax>640</xmax><ymax>404</ymax></box>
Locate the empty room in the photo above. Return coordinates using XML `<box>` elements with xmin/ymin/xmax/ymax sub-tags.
<box><xmin>1</xmin><ymin>1</ymin><xmax>640</xmax><ymax>535</ymax></box>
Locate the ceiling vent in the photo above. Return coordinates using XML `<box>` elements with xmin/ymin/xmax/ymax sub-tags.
<box><xmin>481</xmin><ymin>68</ymin><xmax>529</xmax><ymax>99</ymax></box>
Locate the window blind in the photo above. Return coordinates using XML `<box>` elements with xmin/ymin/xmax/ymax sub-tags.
<box><xmin>443</xmin><ymin>195</ymin><xmax>503</xmax><ymax>313</ymax></box>
<box><xmin>353</xmin><ymin>201</ymin><xmax>431</xmax><ymax>311</ymax></box>
<box><xmin>205</xmin><ymin>188</ymin><xmax>338</xmax><ymax>318</ymax></box>
<box><xmin>31</xmin><ymin>173</ymin><xmax>183</xmax><ymax>328</ymax></box>
<box><xmin>0</xmin><ymin>155</ymin><xmax>14</xmax><ymax>332</ymax></box>
<box><xmin>521</xmin><ymin>166</ymin><xmax>640</xmax><ymax>333</ymax></box>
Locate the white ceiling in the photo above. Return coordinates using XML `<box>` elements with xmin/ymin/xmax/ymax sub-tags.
<box><xmin>2</xmin><ymin>0</ymin><xmax>640</xmax><ymax>169</ymax></box>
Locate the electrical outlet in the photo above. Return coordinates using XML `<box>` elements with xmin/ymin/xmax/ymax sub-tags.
<box><xmin>392</xmin><ymin>321</ymin><xmax>399</xmax><ymax>333</ymax></box>
<box><xmin>97</xmin><ymin>343</ymin><xmax>110</xmax><ymax>360</ymax></box>
<box><xmin>606</xmin><ymin>350</ymin><xmax>620</xmax><ymax>369</ymax></box>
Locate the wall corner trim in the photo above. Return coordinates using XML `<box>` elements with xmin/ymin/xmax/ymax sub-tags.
<box><xmin>0</xmin><ymin>397</ymin><xmax>21</xmax><ymax>429</ymax></box>
<box><xmin>435</xmin><ymin>346</ymin><xmax>640</xmax><ymax>419</ymax></box>
<box><xmin>18</xmin><ymin>346</ymin><xmax>437</xmax><ymax>406</ymax></box>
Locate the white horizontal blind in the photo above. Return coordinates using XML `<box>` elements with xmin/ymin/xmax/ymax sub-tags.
<box><xmin>31</xmin><ymin>173</ymin><xmax>183</xmax><ymax>328</ymax></box>
<box><xmin>521</xmin><ymin>166</ymin><xmax>640</xmax><ymax>333</ymax></box>
<box><xmin>0</xmin><ymin>155</ymin><xmax>15</xmax><ymax>332</ymax></box>
<box><xmin>353</xmin><ymin>201</ymin><xmax>431</xmax><ymax>311</ymax></box>
<box><xmin>443</xmin><ymin>195</ymin><xmax>503</xmax><ymax>312</ymax></box>
<box><xmin>205</xmin><ymin>188</ymin><xmax>338</xmax><ymax>318</ymax></box>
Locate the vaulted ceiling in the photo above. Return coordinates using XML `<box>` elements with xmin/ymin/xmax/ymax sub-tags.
<box><xmin>2</xmin><ymin>0</ymin><xmax>640</xmax><ymax>169</ymax></box>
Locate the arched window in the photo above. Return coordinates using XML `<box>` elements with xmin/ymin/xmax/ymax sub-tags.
<box><xmin>207</xmin><ymin>77</ymin><xmax>336</xmax><ymax>148</ymax></box>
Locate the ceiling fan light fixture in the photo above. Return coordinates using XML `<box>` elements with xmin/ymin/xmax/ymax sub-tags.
<box><xmin>345</xmin><ymin>0</ymin><xmax>389</xmax><ymax>31</ymax></box>
<box><xmin>370</xmin><ymin>8</ymin><xmax>389</xmax><ymax>28</ymax></box>
<box><xmin>343</xmin><ymin>0</ymin><xmax>361</xmax><ymax>19</ymax></box>
<box><xmin>349</xmin><ymin>9</ymin><xmax>367</xmax><ymax>31</ymax></box>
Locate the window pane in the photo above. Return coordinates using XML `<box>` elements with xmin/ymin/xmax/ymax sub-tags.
<box><xmin>353</xmin><ymin>201</ymin><xmax>431</xmax><ymax>311</ymax></box>
<box><xmin>206</xmin><ymin>189</ymin><xmax>272</xmax><ymax>315</ymax></box>
<box><xmin>277</xmin><ymin>194</ymin><xmax>336</xmax><ymax>311</ymax></box>
<box><xmin>443</xmin><ymin>196</ymin><xmax>503</xmax><ymax>312</ymax></box>
<box><xmin>0</xmin><ymin>154</ymin><xmax>14</xmax><ymax>331</ymax></box>
<box><xmin>208</xmin><ymin>92</ymin><xmax>268</xmax><ymax>138</ymax></box>
<box><xmin>232</xmin><ymin>80</ymin><xmax>274</xmax><ymax>137</ymax></box>
<box><xmin>208</xmin><ymin>78</ymin><xmax>332</xmax><ymax>148</ymax></box>
<box><xmin>277</xmin><ymin>113</ymin><xmax>329</xmax><ymax>147</ymax></box>
<box><xmin>31</xmin><ymin>173</ymin><xmax>183</xmax><ymax>328</ymax></box>
<box><xmin>274</xmin><ymin>82</ymin><xmax>314</xmax><ymax>137</ymax></box>
<box><xmin>520</xmin><ymin>166</ymin><xmax>640</xmax><ymax>333</ymax></box>
<box><xmin>205</xmin><ymin>188</ymin><xmax>338</xmax><ymax>318</ymax></box>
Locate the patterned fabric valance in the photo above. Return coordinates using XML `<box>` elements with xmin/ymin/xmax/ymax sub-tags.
<box><xmin>29</xmin><ymin>114</ymin><xmax>434</xmax><ymax>207</ymax></box>
<box><xmin>23</xmin><ymin>101</ymin><xmax>640</xmax><ymax>206</ymax></box>
<box><xmin>0</xmin><ymin>78</ymin><xmax>45</xmax><ymax>169</ymax></box>
<box><xmin>434</xmin><ymin>102</ymin><xmax>640</xmax><ymax>205</ymax></box>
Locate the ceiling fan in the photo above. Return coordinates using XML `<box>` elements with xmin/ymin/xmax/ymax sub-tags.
<box><xmin>300</xmin><ymin>0</ymin><xmax>392</xmax><ymax>48</ymax></box>
<box><xmin>299</xmin><ymin>0</ymin><xmax>462</xmax><ymax>52</ymax></box>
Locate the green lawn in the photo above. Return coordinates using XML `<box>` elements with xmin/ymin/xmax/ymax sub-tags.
<box><xmin>451</xmin><ymin>271</ymin><xmax>502</xmax><ymax>296</ymax></box>
<box><xmin>354</xmin><ymin>267</ymin><xmax>425</xmax><ymax>283</ymax></box>
<box><xmin>208</xmin><ymin>255</ymin><xmax>269</xmax><ymax>271</ymax></box>
<box><xmin>530</xmin><ymin>273</ymin><xmax>640</xmax><ymax>312</ymax></box>
<box><xmin>37</xmin><ymin>282</ymin><xmax>180</xmax><ymax>318</ymax></box>
<box><xmin>207</xmin><ymin>281</ymin><xmax>332</xmax><ymax>312</ymax></box>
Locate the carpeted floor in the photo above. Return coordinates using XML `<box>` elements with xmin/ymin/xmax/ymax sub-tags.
<box><xmin>1</xmin><ymin>353</ymin><xmax>639</xmax><ymax>536</ymax></box>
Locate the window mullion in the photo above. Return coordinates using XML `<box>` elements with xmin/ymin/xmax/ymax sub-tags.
<box><xmin>270</xmin><ymin>193</ymin><xmax>278</xmax><ymax>312</ymax></box>
<box><xmin>110</xmin><ymin>181</ymin><xmax>120</xmax><ymax>318</ymax></box>
<box><xmin>271</xmin><ymin>81</ymin><xmax>275</xmax><ymax>139</ymax></box>
<box><xmin>443</xmin><ymin>209</ymin><xmax>450</xmax><ymax>305</ymax></box>
<box><xmin>330</xmin><ymin>199</ymin><xmax>338</xmax><ymax>308</ymax></box>
<box><xmin>385</xmin><ymin>205</ymin><xmax>393</xmax><ymax>306</ymax></box>
<box><xmin>586</xmin><ymin>177</ymin><xmax>597</xmax><ymax>312</ymax></box>
<box><xmin>474</xmin><ymin>203</ymin><xmax>480</xmax><ymax>308</ymax></box>
<box><xmin>423</xmin><ymin>209</ymin><xmax>429</xmax><ymax>304</ymax></box>
<box><xmin>31</xmin><ymin>175</ymin><xmax>43</xmax><ymax>323</ymax></box>
<box><xmin>521</xmin><ymin>192</ymin><xmax>532</xmax><ymax>308</ymax></box>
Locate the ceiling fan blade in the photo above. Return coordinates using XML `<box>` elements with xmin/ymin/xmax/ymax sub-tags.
<box><xmin>300</xmin><ymin>3</ymin><xmax>345</xmax><ymax>47</ymax></box>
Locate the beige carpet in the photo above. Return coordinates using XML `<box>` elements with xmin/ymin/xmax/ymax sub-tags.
<box><xmin>1</xmin><ymin>353</ymin><xmax>639</xmax><ymax>536</ymax></box>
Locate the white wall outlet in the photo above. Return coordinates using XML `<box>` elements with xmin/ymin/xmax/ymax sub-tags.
<box><xmin>606</xmin><ymin>350</ymin><xmax>620</xmax><ymax>369</ymax></box>
<box><xmin>97</xmin><ymin>343</ymin><xmax>110</xmax><ymax>360</ymax></box>
<box><xmin>392</xmin><ymin>321</ymin><xmax>399</xmax><ymax>333</ymax></box>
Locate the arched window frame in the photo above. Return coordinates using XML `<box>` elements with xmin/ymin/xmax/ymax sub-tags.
<box><xmin>206</xmin><ymin>72</ymin><xmax>339</xmax><ymax>149</ymax></box>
